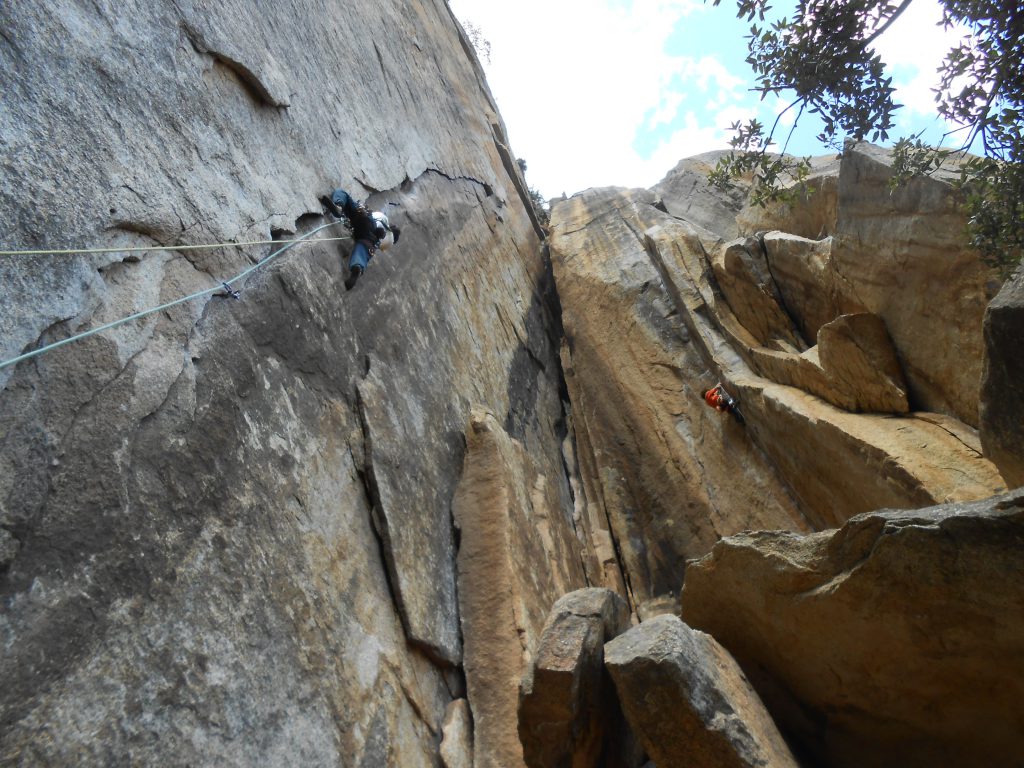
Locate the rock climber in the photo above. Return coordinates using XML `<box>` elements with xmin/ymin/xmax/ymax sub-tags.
<box><xmin>320</xmin><ymin>188</ymin><xmax>401</xmax><ymax>290</ymax></box>
<box><xmin>703</xmin><ymin>382</ymin><xmax>745</xmax><ymax>424</ymax></box>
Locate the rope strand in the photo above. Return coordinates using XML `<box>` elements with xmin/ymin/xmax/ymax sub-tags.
<box><xmin>0</xmin><ymin>220</ymin><xmax>348</xmax><ymax>372</ymax></box>
<box><xmin>0</xmin><ymin>234</ymin><xmax>350</xmax><ymax>257</ymax></box>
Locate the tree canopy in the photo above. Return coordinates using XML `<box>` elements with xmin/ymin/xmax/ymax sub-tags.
<box><xmin>709</xmin><ymin>0</ymin><xmax>1024</xmax><ymax>275</ymax></box>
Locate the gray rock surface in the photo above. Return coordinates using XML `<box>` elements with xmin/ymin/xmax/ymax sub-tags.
<box><xmin>0</xmin><ymin>1</ymin><xmax>566</xmax><ymax>763</ymax></box>
<box><xmin>518</xmin><ymin>588</ymin><xmax>641</xmax><ymax>768</ymax></box>
<box><xmin>980</xmin><ymin>266</ymin><xmax>1024</xmax><ymax>487</ymax></box>
<box><xmin>681</xmin><ymin>489</ymin><xmax>1024</xmax><ymax>768</ymax></box>
<box><xmin>604</xmin><ymin>614</ymin><xmax>797</xmax><ymax>768</ymax></box>
<box><xmin>652</xmin><ymin>151</ymin><xmax>751</xmax><ymax>239</ymax></box>
<box><xmin>440</xmin><ymin>699</ymin><xmax>474</xmax><ymax>768</ymax></box>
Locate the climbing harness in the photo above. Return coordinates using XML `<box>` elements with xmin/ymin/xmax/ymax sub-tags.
<box><xmin>703</xmin><ymin>383</ymin><xmax>745</xmax><ymax>425</ymax></box>
<box><xmin>0</xmin><ymin>220</ymin><xmax>349</xmax><ymax>372</ymax></box>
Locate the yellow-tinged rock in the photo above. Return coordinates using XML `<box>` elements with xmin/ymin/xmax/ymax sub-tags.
<box><xmin>550</xmin><ymin>189</ymin><xmax>810</xmax><ymax>615</ymax></box>
<box><xmin>453</xmin><ymin>409</ymin><xmax>588</xmax><ymax>768</ymax></box>
<box><xmin>681</xmin><ymin>488</ymin><xmax>1024</xmax><ymax>768</ymax></box>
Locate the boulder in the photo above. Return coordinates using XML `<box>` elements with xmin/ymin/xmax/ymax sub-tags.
<box><xmin>980</xmin><ymin>267</ymin><xmax>1024</xmax><ymax>487</ymax></box>
<box><xmin>711</xmin><ymin>235</ymin><xmax>909</xmax><ymax>413</ymax></box>
<box><xmin>759</xmin><ymin>232</ymin><xmax>864</xmax><ymax>343</ymax></box>
<box><xmin>604</xmin><ymin>614</ymin><xmax>798</xmax><ymax>768</ymax></box>
<box><xmin>711</xmin><ymin>236</ymin><xmax>808</xmax><ymax>351</ymax></box>
<box><xmin>518</xmin><ymin>588</ymin><xmax>641</xmax><ymax>768</ymax></box>
<box><xmin>734</xmin><ymin>315</ymin><xmax>909</xmax><ymax>415</ymax></box>
<box><xmin>453</xmin><ymin>410</ymin><xmax>588</xmax><ymax>768</ymax></box>
<box><xmin>815</xmin><ymin>312</ymin><xmax>909</xmax><ymax>412</ymax></box>
<box><xmin>652</xmin><ymin>151</ymin><xmax>753</xmax><ymax>240</ymax></box>
<box><xmin>681</xmin><ymin>489</ymin><xmax>1024</xmax><ymax>767</ymax></box>
<box><xmin>737</xmin><ymin>154</ymin><xmax>842</xmax><ymax>240</ymax></box>
<box><xmin>440</xmin><ymin>699</ymin><xmax>474</xmax><ymax>768</ymax></box>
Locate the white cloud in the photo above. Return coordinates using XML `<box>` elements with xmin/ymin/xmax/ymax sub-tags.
<box><xmin>872</xmin><ymin>0</ymin><xmax>961</xmax><ymax>117</ymax></box>
<box><xmin>448</xmin><ymin>0</ymin><xmax>960</xmax><ymax>197</ymax></box>
<box><xmin>449</xmin><ymin>0</ymin><xmax>717</xmax><ymax>196</ymax></box>
<box><xmin>648</xmin><ymin>91</ymin><xmax>686</xmax><ymax>131</ymax></box>
<box><xmin>644</xmin><ymin>111</ymin><xmax>732</xmax><ymax>174</ymax></box>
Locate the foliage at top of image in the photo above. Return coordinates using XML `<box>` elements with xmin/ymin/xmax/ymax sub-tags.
<box><xmin>463</xmin><ymin>20</ymin><xmax>492</xmax><ymax>64</ymax></box>
<box><xmin>518</xmin><ymin>158</ymin><xmax>551</xmax><ymax>229</ymax></box>
<box><xmin>708</xmin><ymin>0</ymin><xmax>1024</xmax><ymax>276</ymax></box>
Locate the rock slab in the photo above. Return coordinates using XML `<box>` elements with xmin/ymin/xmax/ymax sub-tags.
<box><xmin>549</xmin><ymin>188</ymin><xmax>809</xmax><ymax>614</ymax></box>
<box><xmin>453</xmin><ymin>410</ymin><xmax>588</xmax><ymax>768</ymax></box>
<box><xmin>440</xmin><ymin>699</ymin><xmax>474</xmax><ymax>768</ymax></box>
<box><xmin>980</xmin><ymin>267</ymin><xmax>1024</xmax><ymax>487</ymax></box>
<box><xmin>0</xmin><ymin>1</ymin><xmax>564</xmax><ymax>763</ymax></box>
<box><xmin>681</xmin><ymin>488</ymin><xmax>1024</xmax><ymax>767</ymax></box>
<box><xmin>604</xmin><ymin>614</ymin><xmax>798</xmax><ymax>768</ymax></box>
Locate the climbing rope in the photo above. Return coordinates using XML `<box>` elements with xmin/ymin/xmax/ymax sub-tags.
<box><xmin>0</xmin><ymin>220</ymin><xmax>349</xmax><ymax>372</ymax></box>
<box><xmin>0</xmin><ymin>234</ymin><xmax>350</xmax><ymax>257</ymax></box>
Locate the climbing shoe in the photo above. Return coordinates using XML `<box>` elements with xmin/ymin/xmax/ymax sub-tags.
<box><xmin>345</xmin><ymin>265</ymin><xmax>363</xmax><ymax>290</ymax></box>
<box><xmin>321</xmin><ymin>195</ymin><xmax>345</xmax><ymax>218</ymax></box>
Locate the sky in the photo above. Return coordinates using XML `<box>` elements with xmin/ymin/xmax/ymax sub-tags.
<box><xmin>447</xmin><ymin>0</ymin><xmax>965</xmax><ymax>200</ymax></box>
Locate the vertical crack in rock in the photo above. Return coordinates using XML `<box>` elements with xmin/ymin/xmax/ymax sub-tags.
<box><xmin>753</xmin><ymin>230</ymin><xmax>806</xmax><ymax>341</ymax></box>
<box><xmin>372</xmin><ymin>42</ymin><xmax>395</xmax><ymax>98</ymax></box>
<box><xmin>641</xmin><ymin>227</ymin><xmax>719</xmax><ymax>382</ymax></box>
<box><xmin>353</xmin><ymin>388</ymin><xmax>409</xmax><ymax>652</ymax></box>
<box><xmin>354</xmin><ymin>371</ymin><xmax>463</xmax><ymax>667</ymax></box>
<box><xmin>491</xmin><ymin>126</ymin><xmax>545</xmax><ymax>239</ymax></box>
<box><xmin>381</xmin><ymin>656</ymin><xmax>442</xmax><ymax>739</ymax></box>
<box><xmin>1</xmin><ymin>0</ymin><xmax>567</xmax><ymax>761</ymax></box>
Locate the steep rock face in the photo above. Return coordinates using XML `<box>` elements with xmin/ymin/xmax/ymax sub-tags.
<box><xmin>681</xmin><ymin>489</ymin><xmax>1024</xmax><ymax>768</ymax></box>
<box><xmin>651</xmin><ymin>151</ymin><xmax>751</xmax><ymax>240</ymax></box>
<box><xmin>549</xmin><ymin>180</ymin><xmax>1002</xmax><ymax>605</ymax></box>
<box><xmin>736</xmin><ymin>154</ymin><xmax>842</xmax><ymax>240</ymax></box>
<box><xmin>453</xmin><ymin>411</ymin><xmax>587</xmax><ymax>768</ymax></box>
<box><xmin>0</xmin><ymin>1</ymin><xmax>567</xmax><ymax>763</ymax></box>
<box><xmin>980</xmin><ymin>267</ymin><xmax>1024</xmax><ymax>487</ymax></box>
<box><xmin>2</xmin><ymin>1</ymin><xmax>1016</xmax><ymax>761</ymax></box>
<box><xmin>549</xmin><ymin>188</ymin><xmax>811</xmax><ymax>616</ymax></box>
<box><xmin>604</xmin><ymin>614</ymin><xmax>797</xmax><ymax>768</ymax></box>
<box><xmin>756</xmin><ymin>144</ymin><xmax>998</xmax><ymax>425</ymax></box>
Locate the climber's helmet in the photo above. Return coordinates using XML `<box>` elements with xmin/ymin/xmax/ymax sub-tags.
<box><xmin>372</xmin><ymin>211</ymin><xmax>390</xmax><ymax>240</ymax></box>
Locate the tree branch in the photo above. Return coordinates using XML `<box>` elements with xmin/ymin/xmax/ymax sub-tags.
<box><xmin>764</xmin><ymin>97</ymin><xmax>804</xmax><ymax>155</ymax></box>
<box><xmin>862</xmin><ymin>0</ymin><xmax>915</xmax><ymax>48</ymax></box>
<box><xmin>781</xmin><ymin>101</ymin><xmax>806</xmax><ymax>156</ymax></box>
